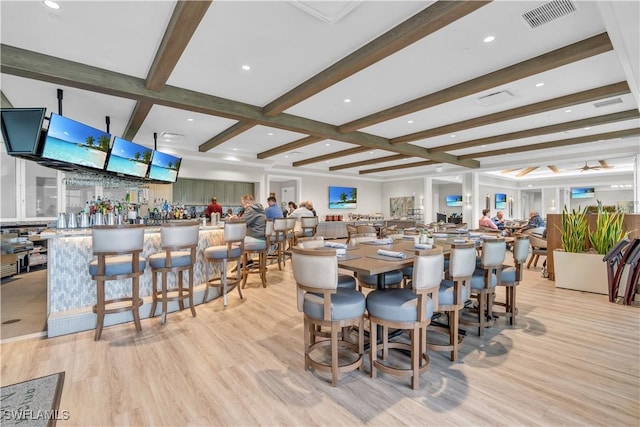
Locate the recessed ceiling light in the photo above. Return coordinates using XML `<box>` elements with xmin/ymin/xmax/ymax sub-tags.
<box><xmin>369</xmin><ymin>151</ymin><xmax>374</xmax><ymax>155</ymax></box>
<box><xmin>528</xmin><ymin>184</ymin><xmax>533</xmax><ymax>188</ymax></box>
<box><xmin>187</xmin><ymin>118</ymin><xmax>194</xmax><ymax>122</ymax></box>
<box><xmin>450</xmin><ymin>134</ymin><xmax>456</xmax><ymax>138</ymax></box>
<box><xmin>407</xmin><ymin>120</ymin><xmax>413</xmax><ymax>124</ymax></box>
<box><xmin>481</xmin><ymin>145</ymin><xmax>486</xmax><ymax>148</ymax></box>
<box><xmin>536</xmin><ymin>82</ymin><xmax>544</xmax><ymax>87</ymax></box>
<box><xmin>344</xmin><ymin>98</ymin><xmax>351</xmax><ymax>103</ymax></box>
<box><xmin>232</xmin><ymin>148</ymin><xmax>237</xmax><ymax>151</ymax></box>
<box><xmin>241</xmin><ymin>65</ymin><xmax>251</xmax><ymax>71</ymax></box>
<box><xmin>325</xmin><ymin>143</ymin><xmax>330</xmax><ymax>147</ymax></box>
<box><xmin>268</xmin><ymin>132</ymin><xmax>273</xmax><ymax>136</ymax></box>
<box><xmin>284</xmin><ymin>155</ymin><xmax>289</xmax><ymax>159</ymax></box>
<box><xmin>583</xmin><ymin>127</ymin><xmax>591</xmax><ymax>130</ymax></box>
<box><xmin>483</xmin><ymin>35</ymin><xmax>495</xmax><ymax>43</ymax></box>
<box><xmin>43</xmin><ymin>0</ymin><xmax>60</xmax><ymax>10</ymax></box>
<box><xmin>564</xmin><ymin>109</ymin><xmax>572</xmax><ymax>113</ymax></box>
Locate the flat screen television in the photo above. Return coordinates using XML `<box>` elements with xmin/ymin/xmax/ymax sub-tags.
<box><xmin>495</xmin><ymin>193</ymin><xmax>507</xmax><ymax>209</ymax></box>
<box><xmin>328</xmin><ymin>186</ymin><xmax>357</xmax><ymax>209</ymax></box>
<box><xmin>148</xmin><ymin>150</ymin><xmax>181</xmax><ymax>183</ymax></box>
<box><xmin>41</xmin><ymin>113</ymin><xmax>110</xmax><ymax>170</ymax></box>
<box><xmin>0</xmin><ymin>107</ymin><xmax>47</xmax><ymax>157</ymax></box>
<box><xmin>445</xmin><ymin>195</ymin><xmax>463</xmax><ymax>207</ymax></box>
<box><xmin>105</xmin><ymin>137</ymin><xmax>153</xmax><ymax>178</ymax></box>
<box><xmin>571</xmin><ymin>187</ymin><xmax>595</xmax><ymax>199</ymax></box>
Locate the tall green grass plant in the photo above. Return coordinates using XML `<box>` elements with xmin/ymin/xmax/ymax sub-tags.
<box><xmin>589</xmin><ymin>200</ymin><xmax>626</xmax><ymax>255</ymax></box>
<box><xmin>561</xmin><ymin>205</ymin><xmax>588</xmax><ymax>253</ymax></box>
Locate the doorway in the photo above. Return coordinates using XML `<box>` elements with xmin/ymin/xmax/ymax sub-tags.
<box><xmin>281</xmin><ymin>186</ymin><xmax>296</xmax><ymax>206</ymax></box>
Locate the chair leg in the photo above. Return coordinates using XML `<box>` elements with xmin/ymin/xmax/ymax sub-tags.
<box><xmin>236</xmin><ymin>259</ymin><xmax>243</xmax><ymax>299</ymax></box>
<box><xmin>358</xmin><ymin>316</ymin><xmax>364</xmax><ymax>372</ymax></box>
<box><xmin>450</xmin><ymin>309</ymin><xmax>459</xmax><ymax>362</ymax></box>
<box><xmin>477</xmin><ymin>290</ymin><xmax>485</xmax><ymax>337</ymax></box>
<box><xmin>304</xmin><ymin>316</ymin><xmax>311</xmax><ymax>371</ymax></box>
<box><xmin>331</xmin><ymin>324</ymin><xmax>338</xmax><ymax>387</ymax></box>
<box><xmin>94</xmin><ymin>279</ymin><xmax>105</xmax><ymax>341</ymax></box>
<box><xmin>370</xmin><ymin>318</ymin><xmax>377</xmax><ymax>379</ymax></box>
<box><xmin>260</xmin><ymin>252</ymin><xmax>267</xmax><ymax>287</ymax></box>
<box><xmin>411</xmin><ymin>327</ymin><xmax>419</xmax><ymax>390</ymax></box>
<box><xmin>149</xmin><ymin>271</ymin><xmax>158</xmax><ymax>319</ymax></box>
<box><xmin>222</xmin><ymin>259</ymin><xmax>228</xmax><ymax>307</ymax></box>
<box><xmin>161</xmin><ymin>271</ymin><xmax>168</xmax><ymax>325</ymax></box>
<box><xmin>188</xmin><ymin>268</ymin><xmax>196</xmax><ymax>317</ymax></box>
<box><xmin>132</xmin><ymin>276</ymin><xmax>142</xmax><ymax>333</ymax></box>
<box><xmin>177</xmin><ymin>271</ymin><xmax>185</xmax><ymax>311</ymax></box>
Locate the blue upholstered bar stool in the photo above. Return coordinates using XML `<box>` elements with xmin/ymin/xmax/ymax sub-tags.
<box><xmin>463</xmin><ymin>238</ymin><xmax>506</xmax><ymax>336</ymax></box>
<box><xmin>366</xmin><ymin>248</ymin><xmax>443</xmax><ymax>389</ymax></box>
<box><xmin>496</xmin><ymin>235</ymin><xmax>529</xmax><ymax>325</ymax></box>
<box><xmin>148</xmin><ymin>221</ymin><xmax>199</xmax><ymax>324</ymax></box>
<box><xmin>89</xmin><ymin>224</ymin><xmax>147</xmax><ymax>341</ymax></box>
<box><xmin>291</xmin><ymin>246</ymin><xmax>365</xmax><ymax>387</ymax></box>
<box><xmin>242</xmin><ymin>238</ymin><xmax>268</xmax><ymax>289</ymax></box>
<box><xmin>203</xmin><ymin>221</ymin><xmax>246</xmax><ymax>307</ymax></box>
<box><xmin>285</xmin><ymin>217</ymin><xmax>297</xmax><ymax>248</ymax></box>
<box><xmin>429</xmin><ymin>242</ymin><xmax>476</xmax><ymax>362</ymax></box>
<box><xmin>273</xmin><ymin>217</ymin><xmax>289</xmax><ymax>267</ymax></box>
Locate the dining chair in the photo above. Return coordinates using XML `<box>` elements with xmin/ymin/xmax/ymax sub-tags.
<box><xmin>291</xmin><ymin>247</ymin><xmax>365</xmax><ymax>387</ymax></box>
<box><xmin>463</xmin><ymin>238</ymin><xmax>506</xmax><ymax>336</ymax></box>
<box><xmin>429</xmin><ymin>242</ymin><xmax>476</xmax><ymax>361</ymax></box>
<box><xmin>366</xmin><ymin>248</ymin><xmax>443</xmax><ymax>389</ymax></box>
<box><xmin>203</xmin><ymin>221</ymin><xmax>245</xmax><ymax>307</ymax></box>
<box><xmin>297</xmin><ymin>236</ymin><xmax>357</xmax><ymax>290</ymax></box>
<box><xmin>148</xmin><ymin>221</ymin><xmax>199</xmax><ymax>325</ymax></box>
<box><xmin>496</xmin><ymin>235</ymin><xmax>529</xmax><ymax>325</ymax></box>
<box><xmin>300</xmin><ymin>216</ymin><xmax>319</xmax><ymax>237</ymax></box>
<box><xmin>345</xmin><ymin>224</ymin><xmax>358</xmax><ymax>244</ymax></box>
<box><xmin>89</xmin><ymin>224</ymin><xmax>146</xmax><ymax>340</ymax></box>
<box><xmin>265</xmin><ymin>219</ymin><xmax>285</xmax><ymax>270</ymax></box>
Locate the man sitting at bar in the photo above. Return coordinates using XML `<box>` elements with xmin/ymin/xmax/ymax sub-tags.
<box><xmin>265</xmin><ymin>196</ymin><xmax>284</xmax><ymax>219</ymax></box>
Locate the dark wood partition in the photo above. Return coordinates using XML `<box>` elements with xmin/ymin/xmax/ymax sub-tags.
<box><xmin>546</xmin><ymin>213</ymin><xmax>640</xmax><ymax>281</ymax></box>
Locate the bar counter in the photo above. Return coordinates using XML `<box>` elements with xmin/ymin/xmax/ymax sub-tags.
<box><xmin>42</xmin><ymin>225</ymin><xmax>226</xmax><ymax>337</ymax></box>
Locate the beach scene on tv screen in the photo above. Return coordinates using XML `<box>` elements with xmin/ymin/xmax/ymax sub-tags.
<box><xmin>106</xmin><ymin>138</ymin><xmax>152</xmax><ymax>177</ymax></box>
<box><xmin>41</xmin><ymin>114</ymin><xmax>109</xmax><ymax>169</ymax></box>
<box><xmin>149</xmin><ymin>151</ymin><xmax>180</xmax><ymax>182</ymax></box>
<box><xmin>329</xmin><ymin>186</ymin><xmax>356</xmax><ymax>209</ymax></box>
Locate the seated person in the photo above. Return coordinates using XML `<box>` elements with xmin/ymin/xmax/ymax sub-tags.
<box><xmin>522</xmin><ymin>211</ymin><xmax>546</xmax><ymax>231</ymax></box>
<box><xmin>478</xmin><ymin>208</ymin><xmax>498</xmax><ymax>229</ymax></box>
<box><xmin>491</xmin><ymin>210</ymin><xmax>506</xmax><ymax>230</ymax></box>
<box><xmin>265</xmin><ymin>196</ymin><xmax>284</xmax><ymax>219</ymax></box>
<box><xmin>289</xmin><ymin>201</ymin><xmax>313</xmax><ymax>219</ymax></box>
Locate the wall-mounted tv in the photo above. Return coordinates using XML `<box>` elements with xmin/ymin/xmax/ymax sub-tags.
<box><xmin>329</xmin><ymin>186</ymin><xmax>357</xmax><ymax>209</ymax></box>
<box><xmin>105</xmin><ymin>137</ymin><xmax>153</xmax><ymax>178</ymax></box>
<box><xmin>0</xmin><ymin>107</ymin><xmax>47</xmax><ymax>157</ymax></box>
<box><xmin>495</xmin><ymin>193</ymin><xmax>507</xmax><ymax>209</ymax></box>
<box><xmin>445</xmin><ymin>195</ymin><xmax>463</xmax><ymax>207</ymax></box>
<box><xmin>41</xmin><ymin>113</ymin><xmax>110</xmax><ymax>170</ymax></box>
<box><xmin>571</xmin><ymin>187</ymin><xmax>595</xmax><ymax>199</ymax></box>
<box><xmin>148</xmin><ymin>150</ymin><xmax>181</xmax><ymax>183</ymax></box>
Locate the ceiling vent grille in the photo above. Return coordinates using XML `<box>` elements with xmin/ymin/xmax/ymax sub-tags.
<box><xmin>159</xmin><ymin>132</ymin><xmax>184</xmax><ymax>140</ymax></box>
<box><xmin>593</xmin><ymin>97</ymin><xmax>623</xmax><ymax>108</ymax></box>
<box><xmin>522</xmin><ymin>0</ymin><xmax>577</xmax><ymax>29</ymax></box>
<box><xmin>475</xmin><ymin>90</ymin><xmax>514</xmax><ymax>107</ymax></box>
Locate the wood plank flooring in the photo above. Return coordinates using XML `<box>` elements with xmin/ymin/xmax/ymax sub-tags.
<box><xmin>1</xmin><ymin>257</ymin><xmax>638</xmax><ymax>426</ymax></box>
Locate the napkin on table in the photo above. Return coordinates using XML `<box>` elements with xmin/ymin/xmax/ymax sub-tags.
<box><xmin>325</xmin><ymin>242</ymin><xmax>348</xmax><ymax>249</ymax></box>
<box><xmin>413</xmin><ymin>243</ymin><xmax>433</xmax><ymax>249</ymax></box>
<box><xmin>372</xmin><ymin>238</ymin><xmax>394</xmax><ymax>245</ymax></box>
<box><xmin>377</xmin><ymin>249</ymin><xmax>407</xmax><ymax>259</ymax></box>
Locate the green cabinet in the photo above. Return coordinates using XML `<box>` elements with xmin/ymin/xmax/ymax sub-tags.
<box><xmin>173</xmin><ymin>179</ymin><xmax>254</xmax><ymax>205</ymax></box>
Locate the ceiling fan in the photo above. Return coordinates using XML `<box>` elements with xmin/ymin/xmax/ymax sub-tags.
<box><xmin>578</xmin><ymin>160</ymin><xmax>612</xmax><ymax>172</ymax></box>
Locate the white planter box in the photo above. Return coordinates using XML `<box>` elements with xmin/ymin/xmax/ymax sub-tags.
<box><xmin>553</xmin><ymin>250</ymin><xmax>608</xmax><ymax>295</ymax></box>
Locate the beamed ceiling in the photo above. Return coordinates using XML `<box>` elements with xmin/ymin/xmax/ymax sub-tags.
<box><xmin>1</xmin><ymin>0</ymin><xmax>639</xmax><ymax>181</ymax></box>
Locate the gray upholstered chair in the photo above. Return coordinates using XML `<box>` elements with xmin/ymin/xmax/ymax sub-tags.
<box><xmin>89</xmin><ymin>224</ymin><xmax>147</xmax><ymax>340</ymax></box>
<box><xmin>366</xmin><ymin>248</ymin><xmax>443</xmax><ymax>389</ymax></box>
<box><xmin>242</xmin><ymin>237</ymin><xmax>268</xmax><ymax>289</ymax></box>
<box><xmin>203</xmin><ymin>221</ymin><xmax>245</xmax><ymax>307</ymax></box>
<box><xmin>291</xmin><ymin>247</ymin><xmax>365</xmax><ymax>387</ymax></box>
<box><xmin>464</xmin><ymin>238</ymin><xmax>506</xmax><ymax>336</ymax></box>
<box><xmin>273</xmin><ymin>217</ymin><xmax>289</xmax><ymax>267</ymax></box>
<box><xmin>300</xmin><ymin>216</ymin><xmax>318</xmax><ymax>237</ymax></box>
<box><xmin>148</xmin><ymin>221</ymin><xmax>199</xmax><ymax>324</ymax></box>
<box><xmin>497</xmin><ymin>235</ymin><xmax>529</xmax><ymax>325</ymax></box>
<box><xmin>429</xmin><ymin>242</ymin><xmax>476</xmax><ymax>361</ymax></box>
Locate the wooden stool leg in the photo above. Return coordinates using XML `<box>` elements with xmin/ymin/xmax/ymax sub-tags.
<box><xmin>370</xmin><ymin>319</ymin><xmax>377</xmax><ymax>379</ymax></box>
<box><xmin>236</xmin><ymin>259</ymin><xmax>243</xmax><ymax>299</ymax></box>
<box><xmin>411</xmin><ymin>327</ymin><xmax>419</xmax><ymax>390</ymax></box>
<box><xmin>149</xmin><ymin>272</ymin><xmax>158</xmax><ymax>319</ymax></box>
<box><xmin>178</xmin><ymin>271</ymin><xmax>185</xmax><ymax>311</ymax></box>
<box><xmin>188</xmin><ymin>268</ymin><xmax>196</xmax><ymax>317</ymax></box>
<box><xmin>132</xmin><ymin>276</ymin><xmax>143</xmax><ymax>333</ymax></box>
<box><xmin>331</xmin><ymin>324</ymin><xmax>338</xmax><ymax>387</ymax></box>
<box><xmin>450</xmin><ymin>309</ymin><xmax>459</xmax><ymax>362</ymax></box>
<box><xmin>222</xmin><ymin>259</ymin><xmax>229</xmax><ymax>307</ymax></box>
<box><xmin>161</xmin><ymin>271</ymin><xmax>168</xmax><ymax>325</ymax></box>
<box><xmin>94</xmin><ymin>279</ymin><xmax>105</xmax><ymax>341</ymax></box>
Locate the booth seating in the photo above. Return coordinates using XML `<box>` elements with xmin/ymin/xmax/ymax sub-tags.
<box><xmin>203</xmin><ymin>221</ymin><xmax>246</xmax><ymax>307</ymax></box>
<box><xmin>464</xmin><ymin>238</ymin><xmax>506</xmax><ymax>336</ymax></box>
<box><xmin>366</xmin><ymin>248</ymin><xmax>443</xmax><ymax>389</ymax></box>
<box><xmin>291</xmin><ymin>247</ymin><xmax>365</xmax><ymax>387</ymax></box>
<box><xmin>429</xmin><ymin>242</ymin><xmax>475</xmax><ymax>362</ymax></box>
<box><xmin>148</xmin><ymin>221</ymin><xmax>199</xmax><ymax>324</ymax></box>
<box><xmin>89</xmin><ymin>225</ymin><xmax>146</xmax><ymax>341</ymax></box>
<box><xmin>496</xmin><ymin>235</ymin><xmax>529</xmax><ymax>325</ymax></box>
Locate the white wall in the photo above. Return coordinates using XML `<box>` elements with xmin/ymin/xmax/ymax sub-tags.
<box><xmin>300</xmin><ymin>176</ymin><xmax>383</xmax><ymax>219</ymax></box>
<box><xmin>382</xmin><ymin>178</ymin><xmax>423</xmax><ymax>218</ymax></box>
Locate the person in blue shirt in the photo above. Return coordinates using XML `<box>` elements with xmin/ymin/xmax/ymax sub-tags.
<box><xmin>523</xmin><ymin>211</ymin><xmax>546</xmax><ymax>230</ymax></box>
<box><xmin>265</xmin><ymin>196</ymin><xmax>284</xmax><ymax>219</ymax></box>
<box><xmin>491</xmin><ymin>210</ymin><xmax>506</xmax><ymax>230</ymax></box>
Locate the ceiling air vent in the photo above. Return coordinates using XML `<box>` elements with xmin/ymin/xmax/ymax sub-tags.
<box><xmin>475</xmin><ymin>90</ymin><xmax>514</xmax><ymax>107</ymax></box>
<box><xmin>159</xmin><ymin>132</ymin><xmax>184</xmax><ymax>140</ymax></box>
<box><xmin>593</xmin><ymin>97</ymin><xmax>623</xmax><ymax>108</ymax></box>
<box><xmin>522</xmin><ymin>0</ymin><xmax>577</xmax><ymax>29</ymax></box>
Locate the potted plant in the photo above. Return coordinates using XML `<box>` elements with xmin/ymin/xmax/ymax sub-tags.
<box><xmin>553</xmin><ymin>202</ymin><xmax>625</xmax><ymax>294</ymax></box>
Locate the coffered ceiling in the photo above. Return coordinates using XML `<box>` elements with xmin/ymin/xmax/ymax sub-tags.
<box><xmin>1</xmin><ymin>0</ymin><xmax>638</xmax><ymax>181</ymax></box>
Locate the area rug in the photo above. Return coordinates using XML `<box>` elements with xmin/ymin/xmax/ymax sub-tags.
<box><xmin>1</xmin><ymin>372</ymin><xmax>65</xmax><ymax>427</ymax></box>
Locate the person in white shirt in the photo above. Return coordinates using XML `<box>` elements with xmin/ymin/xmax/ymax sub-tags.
<box><xmin>289</xmin><ymin>201</ymin><xmax>313</xmax><ymax>219</ymax></box>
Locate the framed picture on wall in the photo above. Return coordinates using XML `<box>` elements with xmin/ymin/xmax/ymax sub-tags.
<box><xmin>328</xmin><ymin>186</ymin><xmax>357</xmax><ymax>209</ymax></box>
<box><xmin>495</xmin><ymin>193</ymin><xmax>507</xmax><ymax>209</ymax></box>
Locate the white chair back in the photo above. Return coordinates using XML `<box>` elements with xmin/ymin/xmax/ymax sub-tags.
<box><xmin>350</xmin><ymin>233</ymin><xmax>377</xmax><ymax>244</ymax></box>
<box><xmin>298</xmin><ymin>236</ymin><xmax>325</xmax><ymax>249</ymax></box>
<box><xmin>292</xmin><ymin>247</ymin><xmax>338</xmax><ymax>312</ymax></box>
<box><xmin>160</xmin><ymin>222</ymin><xmax>199</xmax><ymax>248</ymax></box>
<box><xmin>513</xmin><ymin>236</ymin><xmax>530</xmax><ymax>264</ymax></box>
<box><xmin>224</xmin><ymin>221</ymin><xmax>246</xmax><ymax>243</ymax></box>
<box><xmin>481</xmin><ymin>238</ymin><xmax>507</xmax><ymax>267</ymax></box>
<box><xmin>92</xmin><ymin>225</ymin><xmax>144</xmax><ymax>254</ymax></box>
<box><xmin>449</xmin><ymin>242</ymin><xmax>477</xmax><ymax>278</ymax></box>
<box><xmin>412</xmin><ymin>251</ymin><xmax>444</xmax><ymax>291</ymax></box>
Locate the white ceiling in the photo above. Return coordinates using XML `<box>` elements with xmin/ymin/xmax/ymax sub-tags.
<box><xmin>1</xmin><ymin>0</ymin><xmax>638</xmax><ymax>182</ymax></box>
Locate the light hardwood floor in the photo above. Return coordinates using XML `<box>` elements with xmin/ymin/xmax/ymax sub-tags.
<box><xmin>1</xmin><ymin>256</ymin><xmax>638</xmax><ymax>426</ymax></box>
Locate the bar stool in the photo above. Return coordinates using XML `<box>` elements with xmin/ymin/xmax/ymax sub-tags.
<box><xmin>496</xmin><ymin>235</ymin><xmax>529</xmax><ymax>325</ymax></box>
<box><xmin>297</xmin><ymin>236</ymin><xmax>357</xmax><ymax>290</ymax></box>
<box><xmin>203</xmin><ymin>221</ymin><xmax>246</xmax><ymax>307</ymax></box>
<box><xmin>148</xmin><ymin>221</ymin><xmax>199</xmax><ymax>324</ymax></box>
<box><xmin>300</xmin><ymin>216</ymin><xmax>318</xmax><ymax>237</ymax></box>
<box><xmin>242</xmin><ymin>239</ymin><xmax>268</xmax><ymax>289</ymax></box>
<box><xmin>366</xmin><ymin>248</ymin><xmax>443</xmax><ymax>389</ymax></box>
<box><xmin>89</xmin><ymin>224</ymin><xmax>146</xmax><ymax>341</ymax></box>
<box><xmin>273</xmin><ymin>217</ymin><xmax>289</xmax><ymax>267</ymax></box>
